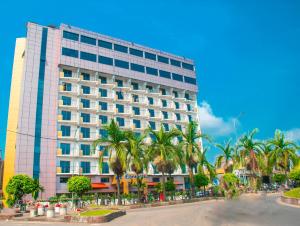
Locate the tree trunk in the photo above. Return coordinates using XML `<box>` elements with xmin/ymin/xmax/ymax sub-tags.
<box><xmin>116</xmin><ymin>176</ymin><xmax>122</xmax><ymax>205</ymax></box>
<box><xmin>188</xmin><ymin>166</ymin><xmax>195</xmax><ymax>198</ymax></box>
<box><xmin>161</xmin><ymin>171</ymin><xmax>166</xmax><ymax>201</ymax></box>
<box><xmin>137</xmin><ymin>178</ymin><xmax>142</xmax><ymax>203</ymax></box>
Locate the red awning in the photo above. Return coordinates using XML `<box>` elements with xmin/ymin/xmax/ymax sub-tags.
<box><xmin>91</xmin><ymin>183</ymin><xmax>109</xmax><ymax>189</ymax></box>
<box><xmin>147</xmin><ymin>182</ymin><xmax>158</xmax><ymax>186</ymax></box>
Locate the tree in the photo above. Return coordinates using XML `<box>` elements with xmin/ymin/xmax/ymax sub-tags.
<box><xmin>215</xmin><ymin>139</ymin><xmax>235</xmax><ymax>173</ymax></box>
<box><xmin>222</xmin><ymin>173</ymin><xmax>239</xmax><ymax>199</ymax></box>
<box><xmin>32</xmin><ymin>179</ymin><xmax>44</xmax><ymax>201</ymax></box>
<box><xmin>198</xmin><ymin>147</ymin><xmax>215</xmax><ymax>182</ymax></box>
<box><xmin>147</xmin><ymin>125</ymin><xmax>180</xmax><ymax>201</ymax></box>
<box><xmin>272</xmin><ymin>173</ymin><xmax>286</xmax><ymax>184</ymax></box>
<box><xmin>289</xmin><ymin>169</ymin><xmax>300</xmax><ymax>187</ymax></box>
<box><xmin>93</xmin><ymin>119</ymin><xmax>127</xmax><ymax>205</ymax></box>
<box><xmin>6</xmin><ymin>174</ymin><xmax>36</xmax><ymax>207</ymax></box>
<box><xmin>178</xmin><ymin>121</ymin><xmax>210</xmax><ymax>198</ymax></box>
<box><xmin>194</xmin><ymin>173</ymin><xmax>209</xmax><ymax>195</ymax></box>
<box><xmin>67</xmin><ymin>176</ymin><xmax>91</xmax><ymax>198</ymax></box>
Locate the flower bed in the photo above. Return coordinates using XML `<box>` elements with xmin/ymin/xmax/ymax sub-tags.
<box><xmin>281</xmin><ymin>188</ymin><xmax>300</xmax><ymax>206</ymax></box>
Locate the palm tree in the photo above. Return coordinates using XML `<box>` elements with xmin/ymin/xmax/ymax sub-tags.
<box><xmin>198</xmin><ymin>147</ymin><xmax>215</xmax><ymax>182</ymax></box>
<box><xmin>268</xmin><ymin>130</ymin><xmax>299</xmax><ymax>179</ymax></box>
<box><xmin>215</xmin><ymin>139</ymin><xmax>235</xmax><ymax>173</ymax></box>
<box><xmin>178</xmin><ymin>121</ymin><xmax>210</xmax><ymax>197</ymax></box>
<box><xmin>147</xmin><ymin>126</ymin><xmax>180</xmax><ymax>201</ymax></box>
<box><xmin>125</xmin><ymin>131</ymin><xmax>148</xmax><ymax>202</ymax></box>
<box><xmin>257</xmin><ymin>143</ymin><xmax>273</xmax><ymax>183</ymax></box>
<box><xmin>237</xmin><ymin>128</ymin><xmax>264</xmax><ymax>190</ymax></box>
<box><xmin>93</xmin><ymin>119</ymin><xmax>127</xmax><ymax>205</ymax></box>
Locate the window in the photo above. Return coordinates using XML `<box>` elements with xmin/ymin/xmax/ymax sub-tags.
<box><xmin>175</xmin><ymin>102</ymin><xmax>180</xmax><ymax>109</ymax></box>
<box><xmin>161</xmin><ymin>100</ymin><xmax>167</xmax><ymax>107</ymax></box>
<box><xmin>81</xmin><ymin>161</ymin><xmax>91</xmax><ymax>174</ymax></box>
<box><xmin>163</xmin><ymin>123</ymin><xmax>169</xmax><ymax>131</ymax></box>
<box><xmin>60</xmin><ymin>161</ymin><xmax>70</xmax><ymax>173</ymax></box>
<box><xmin>63</xmin><ymin>69</ymin><xmax>72</xmax><ymax>77</ymax></box>
<box><xmin>114</xmin><ymin>44</ymin><xmax>128</xmax><ymax>53</ymax></box>
<box><xmin>99</xmin><ymin>88</ymin><xmax>107</xmax><ymax>97</ymax></box>
<box><xmin>131</xmin><ymin>63</ymin><xmax>145</xmax><ymax>73</ymax></box>
<box><xmin>99</xmin><ymin>146</ymin><xmax>109</xmax><ymax>156</ymax></box>
<box><xmin>115</xmin><ymin>59</ymin><xmax>129</xmax><ymax>69</ymax></box>
<box><xmin>184</xmin><ymin>76</ymin><xmax>197</xmax><ymax>85</ymax></box>
<box><xmin>187</xmin><ymin>104</ymin><xmax>192</xmax><ymax>111</ymax></box>
<box><xmin>62</xmin><ymin>96</ymin><xmax>71</xmax><ymax>105</ymax></box>
<box><xmin>182</xmin><ymin>62</ymin><xmax>194</xmax><ymax>71</ymax></box>
<box><xmin>62</xmin><ymin>82</ymin><xmax>71</xmax><ymax>91</ymax></box>
<box><xmin>61</xmin><ymin>125</ymin><xmax>70</xmax><ymax>136</ymax></box>
<box><xmin>162</xmin><ymin>111</ymin><xmax>168</xmax><ymax>119</ymax></box>
<box><xmin>146</xmin><ymin>67</ymin><xmax>158</xmax><ymax>76</ymax></box>
<box><xmin>153</xmin><ymin>177</ymin><xmax>160</xmax><ymax>182</ymax></box>
<box><xmin>62</xmin><ymin>47</ymin><xmax>78</xmax><ymax>58</ymax></box>
<box><xmin>131</xmin><ymin>82</ymin><xmax>139</xmax><ymax>90</ymax></box>
<box><xmin>146</xmin><ymin>85</ymin><xmax>153</xmax><ymax>92</ymax></box>
<box><xmin>99</xmin><ymin>129</ymin><xmax>108</xmax><ymax>138</ymax></box>
<box><xmin>82</xmin><ymin>73</ymin><xmax>90</xmax><ymax>80</ymax></box>
<box><xmin>116</xmin><ymin>91</ymin><xmax>124</xmax><ymax>100</ymax></box>
<box><xmin>148</xmin><ymin>97</ymin><xmax>154</xmax><ymax>105</ymax></box>
<box><xmin>99</xmin><ymin>115</ymin><xmax>108</xmax><ymax>124</ymax></box>
<box><xmin>160</xmin><ymin>88</ymin><xmax>166</xmax><ymax>95</ymax></box>
<box><xmin>175</xmin><ymin>113</ymin><xmax>181</xmax><ymax>121</ymax></box>
<box><xmin>81</xmin><ymin>144</ymin><xmax>91</xmax><ymax>155</ymax></box>
<box><xmin>60</xmin><ymin>177</ymin><xmax>69</xmax><ymax>183</ymax></box>
<box><xmin>99</xmin><ymin>76</ymin><xmax>107</xmax><ymax>84</ymax></box>
<box><xmin>102</xmin><ymin>162</ymin><xmax>109</xmax><ymax>174</ymax></box>
<box><xmin>116</xmin><ymin>79</ymin><xmax>123</xmax><ymax>87</ymax></box>
<box><xmin>158</xmin><ymin>55</ymin><xmax>169</xmax><ymax>64</ymax></box>
<box><xmin>132</xmin><ymin>94</ymin><xmax>139</xmax><ymax>102</ymax></box>
<box><xmin>81</xmin><ymin>99</ymin><xmax>90</xmax><ymax>108</ymax></box>
<box><xmin>188</xmin><ymin>115</ymin><xmax>193</xmax><ymax>122</ymax></box>
<box><xmin>81</xmin><ymin>127</ymin><xmax>90</xmax><ymax>138</ymax></box>
<box><xmin>176</xmin><ymin>124</ymin><xmax>182</xmax><ymax>130</ymax></box>
<box><xmin>60</xmin><ymin>143</ymin><xmax>70</xmax><ymax>155</ymax></box>
<box><xmin>80</xmin><ymin>35</ymin><xmax>96</xmax><ymax>45</ymax></box>
<box><xmin>81</xmin><ymin>113</ymin><xmax>90</xmax><ymax>123</ymax></box>
<box><xmin>101</xmin><ymin>177</ymin><xmax>110</xmax><ymax>182</ymax></box>
<box><xmin>99</xmin><ymin>101</ymin><xmax>108</xmax><ymax>110</ymax></box>
<box><xmin>129</xmin><ymin>48</ymin><xmax>143</xmax><ymax>57</ymax></box>
<box><xmin>62</xmin><ymin>111</ymin><xmax>71</xmax><ymax>120</ymax></box>
<box><xmin>145</xmin><ymin>52</ymin><xmax>156</xmax><ymax>60</ymax></box>
<box><xmin>116</xmin><ymin>104</ymin><xmax>124</xmax><ymax>113</ymax></box>
<box><xmin>159</xmin><ymin>70</ymin><xmax>171</xmax><ymax>79</ymax></box>
<box><xmin>173</xmin><ymin>91</ymin><xmax>178</xmax><ymax>98</ymax></box>
<box><xmin>132</xmin><ymin>106</ymin><xmax>140</xmax><ymax>115</ymax></box>
<box><xmin>116</xmin><ymin>117</ymin><xmax>125</xmax><ymax>126</ymax></box>
<box><xmin>170</xmin><ymin>59</ymin><xmax>181</xmax><ymax>67</ymax></box>
<box><xmin>63</xmin><ymin>31</ymin><xmax>79</xmax><ymax>41</ymax></box>
<box><xmin>81</xmin><ymin>86</ymin><xmax>90</xmax><ymax>94</ymax></box>
<box><xmin>149</xmin><ymin>121</ymin><xmax>156</xmax><ymax>130</ymax></box>
<box><xmin>98</xmin><ymin>55</ymin><xmax>113</xmax><ymax>65</ymax></box>
<box><xmin>80</xmin><ymin>51</ymin><xmax>97</xmax><ymax>62</ymax></box>
<box><xmin>98</xmin><ymin>40</ymin><xmax>112</xmax><ymax>49</ymax></box>
<box><xmin>148</xmin><ymin>109</ymin><xmax>155</xmax><ymax>117</ymax></box>
<box><xmin>172</xmin><ymin>73</ymin><xmax>184</xmax><ymax>82</ymax></box>
<box><xmin>133</xmin><ymin>119</ymin><xmax>141</xmax><ymax>128</ymax></box>
<box><xmin>185</xmin><ymin>93</ymin><xmax>190</xmax><ymax>100</ymax></box>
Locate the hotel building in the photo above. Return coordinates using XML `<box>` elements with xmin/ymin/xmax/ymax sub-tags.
<box><xmin>3</xmin><ymin>22</ymin><xmax>200</xmax><ymax>199</ymax></box>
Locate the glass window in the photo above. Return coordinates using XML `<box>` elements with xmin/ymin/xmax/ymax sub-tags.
<box><xmin>146</xmin><ymin>85</ymin><xmax>153</xmax><ymax>92</ymax></box>
<box><xmin>98</xmin><ymin>40</ymin><xmax>113</xmax><ymax>49</ymax></box>
<box><xmin>60</xmin><ymin>177</ymin><xmax>69</xmax><ymax>183</ymax></box>
<box><xmin>80</xmin><ymin>51</ymin><xmax>97</xmax><ymax>62</ymax></box>
<box><xmin>99</xmin><ymin>115</ymin><xmax>108</xmax><ymax>124</ymax></box>
<box><xmin>158</xmin><ymin>55</ymin><xmax>169</xmax><ymax>64</ymax></box>
<box><xmin>148</xmin><ymin>109</ymin><xmax>155</xmax><ymax>117</ymax></box>
<box><xmin>80</xmin><ymin>127</ymin><xmax>90</xmax><ymax>138</ymax></box>
<box><xmin>116</xmin><ymin>79</ymin><xmax>123</xmax><ymax>87</ymax></box>
<box><xmin>62</xmin><ymin>111</ymin><xmax>71</xmax><ymax>120</ymax></box>
<box><xmin>175</xmin><ymin>102</ymin><xmax>180</xmax><ymax>109</ymax></box>
<box><xmin>173</xmin><ymin>91</ymin><xmax>178</xmax><ymax>98</ymax></box>
<box><xmin>63</xmin><ymin>31</ymin><xmax>79</xmax><ymax>41</ymax></box>
<box><xmin>99</xmin><ymin>88</ymin><xmax>108</xmax><ymax>97</ymax></box>
<box><xmin>60</xmin><ymin>143</ymin><xmax>70</xmax><ymax>155</ymax></box>
<box><xmin>82</xmin><ymin>73</ymin><xmax>90</xmax><ymax>80</ymax></box>
<box><xmin>98</xmin><ymin>55</ymin><xmax>113</xmax><ymax>65</ymax></box>
<box><xmin>146</xmin><ymin>67</ymin><xmax>158</xmax><ymax>76</ymax></box>
<box><xmin>132</xmin><ymin>94</ymin><xmax>139</xmax><ymax>102</ymax></box>
<box><xmin>133</xmin><ymin>119</ymin><xmax>141</xmax><ymax>128</ymax></box>
<box><xmin>99</xmin><ymin>101</ymin><xmax>108</xmax><ymax>110</ymax></box>
<box><xmin>81</xmin><ymin>99</ymin><xmax>90</xmax><ymax>108</ymax></box>
<box><xmin>81</xmin><ymin>144</ymin><xmax>91</xmax><ymax>155</ymax></box>
<box><xmin>131</xmin><ymin>63</ymin><xmax>145</xmax><ymax>73</ymax></box>
<box><xmin>62</xmin><ymin>82</ymin><xmax>71</xmax><ymax>91</ymax></box>
<box><xmin>162</xmin><ymin>99</ymin><xmax>167</xmax><ymax>107</ymax></box>
<box><xmin>101</xmin><ymin>177</ymin><xmax>110</xmax><ymax>182</ymax></box>
<box><xmin>99</xmin><ymin>76</ymin><xmax>107</xmax><ymax>84</ymax></box>
<box><xmin>116</xmin><ymin>104</ymin><xmax>124</xmax><ymax>113</ymax></box>
<box><xmin>114</xmin><ymin>44</ymin><xmax>128</xmax><ymax>53</ymax></box>
<box><xmin>116</xmin><ymin>91</ymin><xmax>124</xmax><ymax>100</ymax></box>
<box><xmin>102</xmin><ymin>162</ymin><xmax>109</xmax><ymax>174</ymax></box>
<box><xmin>81</xmin><ymin>113</ymin><xmax>90</xmax><ymax>123</ymax></box>
<box><xmin>182</xmin><ymin>62</ymin><xmax>194</xmax><ymax>71</ymax></box>
<box><xmin>149</xmin><ymin>121</ymin><xmax>156</xmax><ymax>130</ymax></box>
<box><xmin>129</xmin><ymin>48</ymin><xmax>143</xmax><ymax>57</ymax></box>
<box><xmin>175</xmin><ymin>113</ymin><xmax>181</xmax><ymax>121</ymax></box>
<box><xmin>163</xmin><ymin>123</ymin><xmax>169</xmax><ymax>131</ymax></box>
<box><xmin>176</xmin><ymin>124</ymin><xmax>182</xmax><ymax>130</ymax></box>
<box><xmin>184</xmin><ymin>76</ymin><xmax>197</xmax><ymax>85</ymax></box>
<box><xmin>170</xmin><ymin>59</ymin><xmax>181</xmax><ymax>67</ymax></box>
<box><xmin>81</xmin><ymin>85</ymin><xmax>90</xmax><ymax>94</ymax></box>
<box><xmin>80</xmin><ymin>161</ymin><xmax>91</xmax><ymax>174</ymax></box>
<box><xmin>132</xmin><ymin>106</ymin><xmax>140</xmax><ymax>115</ymax></box>
<box><xmin>116</xmin><ymin>117</ymin><xmax>125</xmax><ymax>126</ymax></box>
<box><xmin>99</xmin><ymin>129</ymin><xmax>108</xmax><ymax>138</ymax></box>
<box><xmin>160</xmin><ymin>88</ymin><xmax>166</xmax><ymax>95</ymax></box>
<box><xmin>159</xmin><ymin>70</ymin><xmax>171</xmax><ymax>79</ymax></box>
<box><xmin>148</xmin><ymin>97</ymin><xmax>154</xmax><ymax>105</ymax></box>
<box><xmin>62</xmin><ymin>47</ymin><xmax>78</xmax><ymax>58</ymax></box>
<box><xmin>172</xmin><ymin>73</ymin><xmax>184</xmax><ymax>82</ymax></box>
<box><xmin>188</xmin><ymin>115</ymin><xmax>193</xmax><ymax>122</ymax></box>
<box><xmin>153</xmin><ymin>177</ymin><xmax>160</xmax><ymax>182</ymax></box>
<box><xmin>132</xmin><ymin>82</ymin><xmax>139</xmax><ymax>90</ymax></box>
<box><xmin>187</xmin><ymin>104</ymin><xmax>192</xmax><ymax>111</ymax></box>
<box><xmin>62</xmin><ymin>96</ymin><xmax>71</xmax><ymax>105</ymax></box>
<box><xmin>80</xmin><ymin>35</ymin><xmax>96</xmax><ymax>45</ymax></box>
<box><xmin>145</xmin><ymin>52</ymin><xmax>156</xmax><ymax>60</ymax></box>
<box><xmin>162</xmin><ymin>111</ymin><xmax>168</xmax><ymax>119</ymax></box>
<box><xmin>61</xmin><ymin>125</ymin><xmax>70</xmax><ymax>136</ymax></box>
<box><xmin>185</xmin><ymin>93</ymin><xmax>190</xmax><ymax>100</ymax></box>
<box><xmin>60</xmin><ymin>161</ymin><xmax>70</xmax><ymax>173</ymax></box>
<box><xmin>115</xmin><ymin>59</ymin><xmax>129</xmax><ymax>69</ymax></box>
<box><xmin>63</xmin><ymin>69</ymin><xmax>72</xmax><ymax>77</ymax></box>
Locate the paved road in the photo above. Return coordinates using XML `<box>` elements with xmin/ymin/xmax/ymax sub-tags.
<box><xmin>1</xmin><ymin>193</ymin><xmax>299</xmax><ymax>226</ymax></box>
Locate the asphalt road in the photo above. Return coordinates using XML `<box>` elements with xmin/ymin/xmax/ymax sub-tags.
<box><xmin>1</xmin><ymin>193</ymin><xmax>299</xmax><ymax>226</ymax></box>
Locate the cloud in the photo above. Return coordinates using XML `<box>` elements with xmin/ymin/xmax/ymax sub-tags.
<box><xmin>198</xmin><ymin>101</ymin><xmax>238</xmax><ymax>137</ymax></box>
<box><xmin>284</xmin><ymin>128</ymin><xmax>300</xmax><ymax>142</ymax></box>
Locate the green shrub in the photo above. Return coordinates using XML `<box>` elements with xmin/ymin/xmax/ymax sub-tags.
<box><xmin>222</xmin><ymin>173</ymin><xmax>239</xmax><ymax>199</ymax></box>
<box><xmin>289</xmin><ymin>169</ymin><xmax>300</xmax><ymax>186</ymax></box>
<box><xmin>284</xmin><ymin>187</ymin><xmax>300</xmax><ymax>198</ymax></box>
<box><xmin>67</xmin><ymin>176</ymin><xmax>91</xmax><ymax>198</ymax></box>
<box><xmin>194</xmin><ymin>173</ymin><xmax>209</xmax><ymax>189</ymax></box>
<box><xmin>272</xmin><ymin>173</ymin><xmax>286</xmax><ymax>184</ymax></box>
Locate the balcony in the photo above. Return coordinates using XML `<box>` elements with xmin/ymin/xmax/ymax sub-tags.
<box><xmin>59</xmin><ymin>71</ymin><xmax>79</xmax><ymax>82</ymax></box>
<box><xmin>114</xmin><ymin>93</ymin><xmax>131</xmax><ymax>103</ymax></box>
<box><xmin>57</xmin><ymin>130</ymin><xmax>77</xmax><ymax>141</ymax></box>
<box><xmin>58</xmin><ymin>100</ymin><xmax>78</xmax><ymax>110</ymax></box>
<box><xmin>79</xmin><ymin>75</ymin><xmax>98</xmax><ymax>86</ymax></box>
<box><xmin>78</xmin><ymin>150</ymin><xmax>100</xmax><ymax>158</ymax></box>
<box><xmin>132</xmin><ymin>109</ymin><xmax>149</xmax><ymax>119</ymax></box>
<box><xmin>115</xmin><ymin>107</ymin><xmax>132</xmax><ymax>116</ymax></box>
<box><xmin>113</xmin><ymin>82</ymin><xmax>131</xmax><ymax>91</ymax></box>
<box><xmin>98</xmin><ymin>104</ymin><xmax>115</xmax><ymax>114</ymax></box>
<box><xmin>59</xmin><ymin>85</ymin><xmax>78</xmax><ymax>96</ymax></box>
<box><xmin>162</xmin><ymin>113</ymin><xmax>176</xmax><ymax>123</ymax></box>
<box><xmin>79</xmin><ymin>103</ymin><xmax>98</xmax><ymax>113</ymax></box>
<box><xmin>80</xmin><ymin>89</ymin><xmax>98</xmax><ymax>99</ymax></box>
<box><xmin>57</xmin><ymin>114</ymin><xmax>78</xmax><ymax>125</ymax></box>
<box><xmin>79</xmin><ymin>133</ymin><xmax>99</xmax><ymax>142</ymax></box>
<box><xmin>79</xmin><ymin>117</ymin><xmax>98</xmax><ymax>127</ymax></box>
<box><xmin>98</xmin><ymin>92</ymin><xmax>114</xmax><ymax>101</ymax></box>
<box><xmin>161</xmin><ymin>102</ymin><xmax>175</xmax><ymax>110</ymax></box>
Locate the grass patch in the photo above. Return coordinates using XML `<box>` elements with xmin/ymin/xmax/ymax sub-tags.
<box><xmin>80</xmin><ymin>209</ymin><xmax>114</xmax><ymax>217</ymax></box>
<box><xmin>284</xmin><ymin>187</ymin><xmax>300</xmax><ymax>198</ymax></box>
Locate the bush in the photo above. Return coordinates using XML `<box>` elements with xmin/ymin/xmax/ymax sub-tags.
<box><xmin>194</xmin><ymin>173</ymin><xmax>209</xmax><ymax>189</ymax></box>
<box><xmin>222</xmin><ymin>173</ymin><xmax>239</xmax><ymax>199</ymax></box>
<box><xmin>289</xmin><ymin>169</ymin><xmax>300</xmax><ymax>186</ymax></box>
<box><xmin>67</xmin><ymin>176</ymin><xmax>91</xmax><ymax>198</ymax></box>
<box><xmin>284</xmin><ymin>187</ymin><xmax>300</xmax><ymax>198</ymax></box>
<box><xmin>272</xmin><ymin>173</ymin><xmax>286</xmax><ymax>184</ymax></box>
<box><xmin>165</xmin><ymin>181</ymin><xmax>176</xmax><ymax>192</ymax></box>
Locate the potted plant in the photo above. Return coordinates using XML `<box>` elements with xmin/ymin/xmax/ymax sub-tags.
<box><xmin>29</xmin><ymin>206</ymin><xmax>37</xmax><ymax>217</ymax></box>
<box><xmin>36</xmin><ymin>203</ymin><xmax>45</xmax><ymax>216</ymax></box>
<box><xmin>59</xmin><ymin>204</ymin><xmax>67</xmax><ymax>216</ymax></box>
<box><xmin>46</xmin><ymin>205</ymin><xmax>55</xmax><ymax>218</ymax></box>
<box><xmin>54</xmin><ymin>203</ymin><xmax>61</xmax><ymax>213</ymax></box>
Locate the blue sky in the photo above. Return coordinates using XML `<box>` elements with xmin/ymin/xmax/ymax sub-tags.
<box><xmin>0</xmin><ymin>0</ymin><xmax>299</xmax><ymax>161</ymax></box>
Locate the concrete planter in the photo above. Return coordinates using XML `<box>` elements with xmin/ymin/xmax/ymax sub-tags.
<box><xmin>281</xmin><ymin>196</ymin><xmax>300</xmax><ymax>206</ymax></box>
<box><xmin>64</xmin><ymin>210</ymin><xmax>126</xmax><ymax>223</ymax></box>
<box><xmin>29</xmin><ymin>209</ymin><xmax>37</xmax><ymax>217</ymax></box>
<box><xmin>46</xmin><ymin>209</ymin><xmax>55</xmax><ymax>218</ymax></box>
<box><xmin>37</xmin><ymin>207</ymin><xmax>44</xmax><ymax>216</ymax></box>
<box><xmin>59</xmin><ymin>207</ymin><xmax>67</xmax><ymax>216</ymax></box>
<box><xmin>55</xmin><ymin>206</ymin><xmax>60</xmax><ymax>213</ymax></box>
